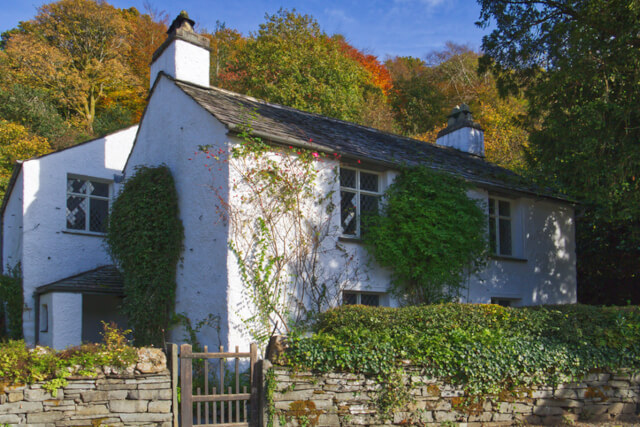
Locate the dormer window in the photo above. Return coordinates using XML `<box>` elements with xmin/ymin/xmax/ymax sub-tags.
<box><xmin>66</xmin><ymin>176</ymin><xmax>110</xmax><ymax>233</ymax></box>
<box><xmin>340</xmin><ymin>167</ymin><xmax>382</xmax><ymax>237</ymax></box>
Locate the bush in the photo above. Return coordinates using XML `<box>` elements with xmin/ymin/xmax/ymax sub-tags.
<box><xmin>0</xmin><ymin>323</ymin><xmax>137</xmax><ymax>395</ymax></box>
<box><xmin>286</xmin><ymin>304</ymin><xmax>640</xmax><ymax>397</ymax></box>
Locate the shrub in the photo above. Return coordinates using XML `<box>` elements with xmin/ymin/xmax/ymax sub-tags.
<box><xmin>286</xmin><ymin>304</ymin><xmax>640</xmax><ymax>398</ymax></box>
<box><xmin>106</xmin><ymin>165</ymin><xmax>184</xmax><ymax>347</ymax></box>
<box><xmin>0</xmin><ymin>323</ymin><xmax>137</xmax><ymax>395</ymax></box>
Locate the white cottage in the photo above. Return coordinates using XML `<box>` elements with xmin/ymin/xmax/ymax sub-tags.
<box><xmin>1</xmin><ymin>14</ymin><xmax>576</xmax><ymax>349</ymax></box>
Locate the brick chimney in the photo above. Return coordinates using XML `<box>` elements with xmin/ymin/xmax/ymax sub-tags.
<box><xmin>150</xmin><ymin>11</ymin><xmax>210</xmax><ymax>88</ymax></box>
<box><xmin>435</xmin><ymin>104</ymin><xmax>484</xmax><ymax>156</ymax></box>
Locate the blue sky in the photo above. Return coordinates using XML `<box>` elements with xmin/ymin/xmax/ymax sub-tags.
<box><xmin>1</xmin><ymin>0</ymin><xmax>489</xmax><ymax>59</ymax></box>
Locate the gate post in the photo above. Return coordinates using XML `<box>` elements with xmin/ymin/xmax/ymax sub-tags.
<box><xmin>250</xmin><ymin>343</ymin><xmax>259</xmax><ymax>427</ymax></box>
<box><xmin>181</xmin><ymin>344</ymin><xmax>193</xmax><ymax>427</ymax></box>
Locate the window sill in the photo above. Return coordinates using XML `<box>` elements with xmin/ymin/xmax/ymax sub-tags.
<box><xmin>490</xmin><ymin>255</ymin><xmax>527</xmax><ymax>263</ymax></box>
<box><xmin>62</xmin><ymin>230</ymin><xmax>107</xmax><ymax>238</ymax></box>
<box><xmin>339</xmin><ymin>235</ymin><xmax>363</xmax><ymax>244</ymax></box>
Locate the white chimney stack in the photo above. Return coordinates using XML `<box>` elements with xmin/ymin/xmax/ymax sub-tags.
<box><xmin>149</xmin><ymin>11</ymin><xmax>210</xmax><ymax>88</ymax></box>
<box><xmin>435</xmin><ymin>104</ymin><xmax>484</xmax><ymax>156</ymax></box>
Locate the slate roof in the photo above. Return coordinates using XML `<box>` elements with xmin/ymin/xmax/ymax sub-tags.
<box><xmin>171</xmin><ymin>76</ymin><xmax>569</xmax><ymax>202</ymax></box>
<box><xmin>35</xmin><ymin>265</ymin><xmax>123</xmax><ymax>296</ymax></box>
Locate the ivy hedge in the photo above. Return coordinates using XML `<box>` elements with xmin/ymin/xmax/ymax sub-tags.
<box><xmin>106</xmin><ymin>165</ymin><xmax>184</xmax><ymax>347</ymax></box>
<box><xmin>286</xmin><ymin>304</ymin><xmax>640</xmax><ymax>401</ymax></box>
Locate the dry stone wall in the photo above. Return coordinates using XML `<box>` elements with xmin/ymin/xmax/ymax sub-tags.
<box><xmin>267</xmin><ymin>362</ymin><xmax>640</xmax><ymax>426</ymax></box>
<box><xmin>0</xmin><ymin>348</ymin><xmax>174</xmax><ymax>427</ymax></box>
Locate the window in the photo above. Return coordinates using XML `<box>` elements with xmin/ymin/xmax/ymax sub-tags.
<box><xmin>66</xmin><ymin>176</ymin><xmax>110</xmax><ymax>233</ymax></box>
<box><xmin>491</xmin><ymin>297</ymin><xmax>520</xmax><ymax>307</ymax></box>
<box><xmin>489</xmin><ymin>197</ymin><xmax>512</xmax><ymax>256</ymax></box>
<box><xmin>39</xmin><ymin>304</ymin><xmax>48</xmax><ymax>332</ymax></box>
<box><xmin>343</xmin><ymin>291</ymin><xmax>381</xmax><ymax>307</ymax></box>
<box><xmin>340</xmin><ymin>168</ymin><xmax>382</xmax><ymax>237</ymax></box>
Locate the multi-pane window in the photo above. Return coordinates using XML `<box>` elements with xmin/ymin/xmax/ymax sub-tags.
<box><xmin>66</xmin><ymin>176</ymin><xmax>110</xmax><ymax>233</ymax></box>
<box><xmin>488</xmin><ymin>197</ymin><xmax>512</xmax><ymax>256</ymax></box>
<box><xmin>343</xmin><ymin>291</ymin><xmax>381</xmax><ymax>307</ymax></box>
<box><xmin>340</xmin><ymin>168</ymin><xmax>382</xmax><ymax>237</ymax></box>
<box><xmin>491</xmin><ymin>297</ymin><xmax>519</xmax><ymax>307</ymax></box>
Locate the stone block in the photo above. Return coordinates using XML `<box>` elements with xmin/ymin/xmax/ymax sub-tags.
<box><xmin>316</xmin><ymin>413</ymin><xmax>340</xmax><ymax>425</ymax></box>
<box><xmin>553</xmin><ymin>388</ymin><xmax>577</xmax><ymax>399</ymax></box>
<box><xmin>4</xmin><ymin>384</ymin><xmax>26</xmax><ymax>392</ymax></box>
<box><xmin>492</xmin><ymin>412</ymin><xmax>514</xmax><ymax>422</ymax></box>
<box><xmin>500</xmin><ymin>402</ymin><xmax>532</xmax><ymax>414</ymax></box>
<box><xmin>97</xmin><ymin>383</ymin><xmax>138</xmax><ymax>390</ymax></box>
<box><xmin>63</xmin><ymin>382</ymin><xmax>96</xmax><ymax>390</ymax></box>
<box><xmin>468</xmin><ymin>412</ymin><xmax>492</xmax><ymax>422</ymax></box>
<box><xmin>609</xmin><ymin>380</ymin><xmax>630</xmax><ymax>388</ymax></box>
<box><xmin>148</xmin><ymin>400</ymin><xmax>172</xmax><ymax>413</ymax></box>
<box><xmin>532</xmin><ymin>405</ymin><xmax>564</xmax><ymax>416</ymax></box>
<box><xmin>74</xmin><ymin>404</ymin><xmax>109</xmax><ymax>415</ymax></box>
<box><xmin>531</xmin><ymin>389</ymin><xmax>554</xmax><ymax>399</ymax></box>
<box><xmin>119</xmin><ymin>412</ymin><xmax>172</xmax><ymax>423</ymax></box>
<box><xmin>138</xmin><ymin>381</ymin><xmax>171</xmax><ymax>389</ymax></box>
<box><xmin>0</xmin><ymin>414</ymin><xmax>21</xmax><ymax>424</ymax></box>
<box><xmin>434</xmin><ymin>410</ymin><xmax>458</xmax><ymax>422</ymax></box>
<box><xmin>24</xmin><ymin>388</ymin><xmax>56</xmax><ymax>401</ymax></box>
<box><xmin>7</xmin><ymin>391</ymin><xmax>23</xmax><ymax>402</ymax></box>
<box><xmin>26</xmin><ymin>411</ymin><xmax>65</xmax><ymax>423</ymax></box>
<box><xmin>536</xmin><ymin>398</ymin><xmax>583</xmax><ymax>408</ymax></box>
<box><xmin>136</xmin><ymin>347</ymin><xmax>167</xmax><ymax>373</ymax></box>
<box><xmin>0</xmin><ymin>401</ymin><xmax>43</xmax><ymax>414</ymax></box>
<box><xmin>81</xmin><ymin>391</ymin><xmax>109</xmax><ymax>402</ymax></box>
<box><xmin>109</xmin><ymin>399</ymin><xmax>149</xmax><ymax>412</ymax></box>
<box><xmin>127</xmin><ymin>389</ymin><xmax>172</xmax><ymax>400</ymax></box>
<box><xmin>581</xmin><ymin>403</ymin><xmax>610</xmax><ymax>416</ymax></box>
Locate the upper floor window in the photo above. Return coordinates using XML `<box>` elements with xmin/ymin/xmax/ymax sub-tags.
<box><xmin>489</xmin><ymin>197</ymin><xmax>512</xmax><ymax>256</ymax></box>
<box><xmin>340</xmin><ymin>167</ymin><xmax>382</xmax><ymax>237</ymax></box>
<box><xmin>66</xmin><ymin>176</ymin><xmax>110</xmax><ymax>233</ymax></box>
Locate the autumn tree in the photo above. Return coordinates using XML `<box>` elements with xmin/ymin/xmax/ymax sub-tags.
<box><xmin>478</xmin><ymin>0</ymin><xmax>640</xmax><ymax>304</ymax></box>
<box><xmin>202</xmin><ymin>21</ymin><xmax>245</xmax><ymax>88</ymax></box>
<box><xmin>0</xmin><ymin>120</ymin><xmax>51</xmax><ymax>197</ymax></box>
<box><xmin>1</xmin><ymin>0</ymin><xmax>137</xmax><ymax>133</ymax></box>
<box><xmin>220</xmin><ymin>9</ymin><xmax>378</xmax><ymax>123</ymax></box>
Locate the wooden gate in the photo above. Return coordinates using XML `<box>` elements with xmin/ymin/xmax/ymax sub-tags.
<box><xmin>180</xmin><ymin>343</ymin><xmax>259</xmax><ymax>427</ymax></box>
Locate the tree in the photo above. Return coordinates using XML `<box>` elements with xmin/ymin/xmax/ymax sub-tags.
<box><xmin>220</xmin><ymin>9</ymin><xmax>376</xmax><ymax>123</ymax></box>
<box><xmin>202</xmin><ymin>21</ymin><xmax>245</xmax><ymax>88</ymax></box>
<box><xmin>0</xmin><ymin>120</ymin><xmax>51</xmax><ymax>197</ymax></box>
<box><xmin>1</xmin><ymin>0</ymin><xmax>137</xmax><ymax>133</ymax></box>
<box><xmin>478</xmin><ymin>0</ymin><xmax>640</xmax><ymax>304</ymax></box>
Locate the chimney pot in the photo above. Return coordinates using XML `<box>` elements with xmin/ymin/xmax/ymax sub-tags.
<box><xmin>436</xmin><ymin>104</ymin><xmax>485</xmax><ymax>156</ymax></box>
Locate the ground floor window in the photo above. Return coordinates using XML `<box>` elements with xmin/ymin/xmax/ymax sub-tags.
<box><xmin>491</xmin><ymin>297</ymin><xmax>520</xmax><ymax>307</ymax></box>
<box><xmin>343</xmin><ymin>291</ymin><xmax>382</xmax><ymax>307</ymax></box>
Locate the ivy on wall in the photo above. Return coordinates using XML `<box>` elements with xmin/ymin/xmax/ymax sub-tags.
<box><xmin>363</xmin><ymin>166</ymin><xmax>488</xmax><ymax>303</ymax></box>
<box><xmin>0</xmin><ymin>263</ymin><xmax>23</xmax><ymax>340</ymax></box>
<box><xmin>106</xmin><ymin>165</ymin><xmax>184</xmax><ymax>347</ymax></box>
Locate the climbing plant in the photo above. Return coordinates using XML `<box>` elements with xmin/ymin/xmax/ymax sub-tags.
<box><xmin>362</xmin><ymin>166</ymin><xmax>488</xmax><ymax>303</ymax></box>
<box><xmin>0</xmin><ymin>263</ymin><xmax>23</xmax><ymax>339</ymax></box>
<box><xmin>106</xmin><ymin>165</ymin><xmax>184</xmax><ymax>347</ymax></box>
<box><xmin>201</xmin><ymin>121</ymin><xmax>362</xmax><ymax>345</ymax></box>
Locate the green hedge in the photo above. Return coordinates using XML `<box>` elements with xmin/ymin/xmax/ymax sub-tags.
<box><xmin>286</xmin><ymin>304</ymin><xmax>640</xmax><ymax>396</ymax></box>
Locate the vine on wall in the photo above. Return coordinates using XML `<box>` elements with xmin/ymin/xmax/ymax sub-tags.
<box><xmin>363</xmin><ymin>166</ymin><xmax>488</xmax><ymax>303</ymax></box>
<box><xmin>201</xmin><ymin>121</ymin><xmax>362</xmax><ymax>344</ymax></box>
<box><xmin>106</xmin><ymin>165</ymin><xmax>184</xmax><ymax>347</ymax></box>
<box><xmin>0</xmin><ymin>263</ymin><xmax>23</xmax><ymax>339</ymax></box>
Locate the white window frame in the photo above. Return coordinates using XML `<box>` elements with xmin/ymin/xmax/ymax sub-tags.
<box><xmin>340</xmin><ymin>167</ymin><xmax>383</xmax><ymax>238</ymax></box>
<box><xmin>488</xmin><ymin>196</ymin><xmax>514</xmax><ymax>257</ymax></box>
<box><xmin>66</xmin><ymin>175</ymin><xmax>111</xmax><ymax>235</ymax></box>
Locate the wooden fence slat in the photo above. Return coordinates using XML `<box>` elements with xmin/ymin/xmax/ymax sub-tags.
<box><xmin>192</xmin><ymin>394</ymin><xmax>251</xmax><ymax>402</ymax></box>
<box><xmin>180</xmin><ymin>344</ymin><xmax>193</xmax><ymax>427</ymax></box>
<box><xmin>250</xmin><ymin>343</ymin><xmax>258</xmax><ymax>426</ymax></box>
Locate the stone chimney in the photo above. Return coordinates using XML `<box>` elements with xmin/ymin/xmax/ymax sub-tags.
<box><xmin>435</xmin><ymin>104</ymin><xmax>484</xmax><ymax>156</ymax></box>
<box><xmin>150</xmin><ymin>11</ymin><xmax>210</xmax><ymax>88</ymax></box>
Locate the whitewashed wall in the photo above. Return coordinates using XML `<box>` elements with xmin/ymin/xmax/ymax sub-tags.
<box><xmin>16</xmin><ymin>126</ymin><xmax>137</xmax><ymax>345</ymax></box>
<box><xmin>125</xmin><ymin>76</ymin><xmax>231</xmax><ymax>350</ymax></box>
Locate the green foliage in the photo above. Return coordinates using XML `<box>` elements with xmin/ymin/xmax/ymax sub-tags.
<box><xmin>0</xmin><ymin>263</ymin><xmax>23</xmax><ymax>340</ymax></box>
<box><xmin>478</xmin><ymin>0</ymin><xmax>640</xmax><ymax>303</ymax></box>
<box><xmin>106</xmin><ymin>165</ymin><xmax>184</xmax><ymax>346</ymax></box>
<box><xmin>221</xmin><ymin>9</ymin><xmax>376</xmax><ymax>123</ymax></box>
<box><xmin>363</xmin><ymin>166</ymin><xmax>487</xmax><ymax>303</ymax></box>
<box><xmin>286</xmin><ymin>304</ymin><xmax>640</xmax><ymax>410</ymax></box>
<box><xmin>0</xmin><ymin>323</ymin><xmax>137</xmax><ymax>395</ymax></box>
